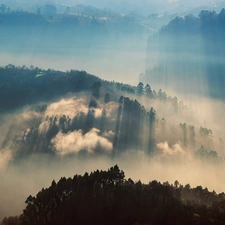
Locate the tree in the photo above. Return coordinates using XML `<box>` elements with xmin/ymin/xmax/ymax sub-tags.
<box><xmin>104</xmin><ymin>93</ymin><xmax>110</xmax><ymax>103</ymax></box>
<box><xmin>174</xmin><ymin>180</ymin><xmax>179</xmax><ymax>188</ymax></box>
<box><xmin>91</xmin><ymin>82</ymin><xmax>101</xmax><ymax>99</ymax></box>
<box><xmin>188</xmin><ymin>125</ymin><xmax>195</xmax><ymax>147</ymax></box>
<box><xmin>65</xmin><ymin>6</ymin><xmax>70</xmax><ymax>14</ymax></box>
<box><xmin>113</xmin><ymin>96</ymin><xmax>124</xmax><ymax>151</ymax></box>
<box><xmin>108</xmin><ymin>165</ymin><xmax>125</xmax><ymax>185</ymax></box>
<box><xmin>144</xmin><ymin>84</ymin><xmax>153</xmax><ymax>98</ymax></box>
<box><xmin>89</xmin><ymin>98</ymin><xmax>97</xmax><ymax>108</ymax></box>
<box><xmin>179</xmin><ymin>123</ymin><xmax>187</xmax><ymax>146</ymax></box>
<box><xmin>199</xmin><ymin>10</ymin><xmax>216</xmax><ymax>21</ymax></box>
<box><xmin>172</xmin><ymin>96</ymin><xmax>178</xmax><ymax>112</ymax></box>
<box><xmin>149</xmin><ymin>107</ymin><xmax>156</xmax><ymax>122</ymax></box>
<box><xmin>148</xmin><ymin>107</ymin><xmax>156</xmax><ymax>153</ymax></box>
<box><xmin>36</xmin><ymin>7</ymin><xmax>41</xmax><ymax>15</ymax></box>
<box><xmin>218</xmin><ymin>8</ymin><xmax>225</xmax><ymax>24</ymax></box>
<box><xmin>43</xmin><ymin>4</ymin><xmax>57</xmax><ymax>17</ymax></box>
<box><xmin>1</xmin><ymin>217</ymin><xmax>20</xmax><ymax>225</ymax></box>
<box><xmin>83</xmin><ymin>109</ymin><xmax>95</xmax><ymax>134</ymax></box>
<box><xmin>158</xmin><ymin>89</ymin><xmax>163</xmax><ymax>100</ymax></box>
<box><xmin>137</xmin><ymin>82</ymin><xmax>144</xmax><ymax>96</ymax></box>
<box><xmin>0</xmin><ymin>4</ymin><xmax>6</xmax><ymax>13</ymax></box>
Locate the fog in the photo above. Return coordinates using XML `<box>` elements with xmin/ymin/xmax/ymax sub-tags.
<box><xmin>1</xmin><ymin>1</ymin><xmax>225</xmax><ymax>222</ymax></box>
<box><xmin>143</xmin><ymin>10</ymin><xmax>225</xmax><ymax>99</ymax></box>
<box><xmin>0</xmin><ymin>25</ymin><xmax>148</xmax><ymax>85</ymax></box>
<box><xmin>1</xmin><ymin>148</ymin><xmax>225</xmax><ymax>220</ymax></box>
<box><xmin>0</xmin><ymin>48</ymin><xmax>146</xmax><ymax>86</ymax></box>
<box><xmin>1</xmin><ymin>89</ymin><xmax>225</xmax><ymax>220</ymax></box>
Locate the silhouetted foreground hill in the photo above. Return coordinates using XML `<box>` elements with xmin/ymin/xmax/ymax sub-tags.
<box><xmin>1</xmin><ymin>165</ymin><xmax>225</xmax><ymax>225</ymax></box>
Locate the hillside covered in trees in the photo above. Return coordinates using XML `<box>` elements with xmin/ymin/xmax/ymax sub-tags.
<box><xmin>144</xmin><ymin>9</ymin><xmax>225</xmax><ymax>99</ymax></box>
<box><xmin>2</xmin><ymin>165</ymin><xmax>225</xmax><ymax>225</ymax></box>
<box><xmin>0</xmin><ymin>4</ymin><xmax>152</xmax><ymax>49</ymax></box>
<box><xmin>0</xmin><ymin>65</ymin><xmax>223</xmax><ymax>160</ymax></box>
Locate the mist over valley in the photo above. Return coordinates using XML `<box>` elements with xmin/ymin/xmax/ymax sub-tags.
<box><xmin>1</xmin><ymin>1</ymin><xmax>225</xmax><ymax>225</ymax></box>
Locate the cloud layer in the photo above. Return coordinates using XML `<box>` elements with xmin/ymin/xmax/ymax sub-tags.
<box><xmin>51</xmin><ymin>128</ymin><xmax>113</xmax><ymax>156</ymax></box>
<box><xmin>156</xmin><ymin>142</ymin><xmax>191</xmax><ymax>161</ymax></box>
<box><xmin>44</xmin><ymin>98</ymin><xmax>89</xmax><ymax>119</ymax></box>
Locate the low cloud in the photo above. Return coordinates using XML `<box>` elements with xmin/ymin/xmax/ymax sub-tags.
<box><xmin>156</xmin><ymin>142</ymin><xmax>191</xmax><ymax>161</ymax></box>
<box><xmin>38</xmin><ymin>97</ymin><xmax>103</xmax><ymax>133</ymax></box>
<box><xmin>51</xmin><ymin>128</ymin><xmax>113</xmax><ymax>156</ymax></box>
<box><xmin>45</xmin><ymin>98</ymin><xmax>89</xmax><ymax>119</ymax></box>
<box><xmin>38</xmin><ymin>120</ymin><xmax>51</xmax><ymax>133</ymax></box>
<box><xmin>102</xmin><ymin>130</ymin><xmax>115</xmax><ymax>138</ymax></box>
<box><xmin>21</xmin><ymin>110</ymin><xmax>40</xmax><ymax>121</ymax></box>
<box><xmin>44</xmin><ymin>97</ymin><xmax>105</xmax><ymax>119</ymax></box>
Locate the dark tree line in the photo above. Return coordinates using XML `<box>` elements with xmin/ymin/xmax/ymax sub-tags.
<box><xmin>0</xmin><ymin>66</ymin><xmax>101</xmax><ymax>112</ymax></box>
<box><xmin>0</xmin><ymin>66</ymin><xmax>183</xmax><ymax>115</ymax></box>
<box><xmin>108</xmin><ymin>80</ymin><xmax>184</xmax><ymax>116</ymax></box>
<box><xmin>113</xmin><ymin>96</ymin><xmax>156</xmax><ymax>153</ymax></box>
<box><xmin>158</xmin><ymin>9</ymin><xmax>225</xmax><ymax>41</ymax></box>
<box><xmin>2</xmin><ymin>165</ymin><xmax>225</xmax><ymax>225</ymax></box>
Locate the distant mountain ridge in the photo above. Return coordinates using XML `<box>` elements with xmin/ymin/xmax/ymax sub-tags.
<box><xmin>144</xmin><ymin>8</ymin><xmax>225</xmax><ymax>99</ymax></box>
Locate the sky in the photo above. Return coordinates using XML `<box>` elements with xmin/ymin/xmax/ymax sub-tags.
<box><xmin>2</xmin><ymin>0</ymin><xmax>225</xmax><ymax>14</ymax></box>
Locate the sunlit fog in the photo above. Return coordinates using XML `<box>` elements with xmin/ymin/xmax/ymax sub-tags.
<box><xmin>1</xmin><ymin>0</ymin><xmax>225</xmax><ymax>224</ymax></box>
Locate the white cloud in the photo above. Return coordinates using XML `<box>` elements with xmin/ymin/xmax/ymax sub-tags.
<box><xmin>44</xmin><ymin>97</ymin><xmax>105</xmax><ymax>119</ymax></box>
<box><xmin>51</xmin><ymin>128</ymin><xmax>113</xmax><ymax>156</ymax></box>
<box><xmin>38</xmin><ymin>120</ymin><xmax>51</xmax><ymax>133</ymax></box>
<box><xmin>102</xmin><ymin>130</ymin><xmax>115</xmax><ymax>138</ymax></box>
<box><xmin>156</xmin><ymin>142</ymin><xmax>191</xmax><ymax>161</ymax></box>
<box><xmin>45</xmin><ymin>98</ymin><xmax>89</xmax><ymax>119</ymax></box>
<box><xmin>38</xmin><ymin>97</ymin><xmax>104</xmax><ymax>133</ymax></box>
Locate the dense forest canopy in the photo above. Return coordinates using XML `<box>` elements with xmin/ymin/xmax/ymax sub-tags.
<box><xmin>0</xmin><ymin>65</ymin><xmax>223</xmax><ymax>160</ymax></box>
<box><xmin>2</xmin><ymin>165</ymin><xmax>225</xmax><ymax>225</ymax></box>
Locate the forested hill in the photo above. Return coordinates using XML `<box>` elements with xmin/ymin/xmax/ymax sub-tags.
<box><xmin>0</xmin><ymin>6</ymin><xmax>151</xmax><ymax>42</ymax></box>
<box><xmin>0</xmin><ymin>65</ymin><xmax>223</xmax><ymax>161</ymax></box>
<box><xmin>150</xmin><ymin>8</ymin><xmax>225</xmax><ymax>47</ymax></box>
<box><xmin>0</xmin><ymin>65</ymin><xmax>101</xmax><ymax>112</ymax></box>
<box><xmin>0</xmin><ymin>3</ymin><xmax>177</xmax><ymax>35</ymax></box>
<box><xmin>1</xmin><ymin>65</ymin><xmax>225</xmax><ymax>224</ymax></box>
<box><xmin>2</xmin><ymin>165</ymin><xmax>225</xmax><ymax>225</ymax></box>
<box><xmin>144</xmin><ymin>9</ymin><xmax>225</xmax><ymax>99</ymax></box>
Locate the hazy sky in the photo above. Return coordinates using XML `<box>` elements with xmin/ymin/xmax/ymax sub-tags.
<box><xmin>65</xmin><ymin>0</ymin><xmax>225</xmax><ymax>15</ymax></box>
<box><xmin>2</xmin><ymin>0</ymin><xmax>224</xmax><ymax>14</ymax></box>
